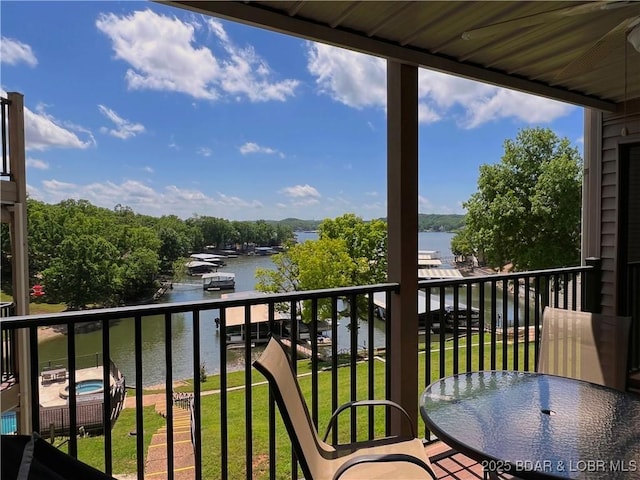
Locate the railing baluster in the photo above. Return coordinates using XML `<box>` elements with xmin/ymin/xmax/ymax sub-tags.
<box><xmin>134</xmin><ymin>315</ymin><xmax>144</xmax><ymax>480</ymax></box>
<box><xmin>193</xmin><ymin>310</ymin><xmax>202</xmax><ymax>480</ymax></box>
<box><xmin>524</xmin><ymin>277</ymin><xmax>531</xmax><ymax>371</ymax></box>
<box><xmin>67</xmin><ymin>320</ymin><xmax>78</xmax><ymax>458</ymax></box>
<box><xmin>491</xmin><ymin>281</ymin><xmax>497</xmax><ymax>370</ymax></box>
<box><xmin>439</xmin><ymin>286</ymin><xmax>446</xmax><ymax>378</ymax></box>
<box><xmin>478</xmin><ymin>282</ymin><xmax>485</xmax><ymax>371</ymax></box>
<box><xmin>164</xmin><ymin>313</ymin><xmax>174</xmax><ymax>480</ymax></box>
<box><xmin>350</xmin><ymin>293</ymin><xmax>358</xmax><ymax>442</ymax></box>
<box><xmin>534</xmin><ymin>276</ymin><xmax>542</xmax><ymax>369</ymax></box>
<box><xmin>367</xmin><ymin>293</ymin><xmax>375</xmax><ymax>441</ymax></box>
<box><xmin>502</xmin><ymin>278</ymin><xmax>508</xmax><ymax>370</ymax></box>
<box><xmin>219</xmin><ymin>308</ymin><xmax>229</xmax><ymax>480</ymax></box>
<box><xmin>466</xmin><ymin>282</ymin><xmax>472</xmax><ymax>373</ymax></box>
<box><xmin>310</xmin><ymin>298</ymin><xmax>319</xmax><ymax>429</ymax></box>
<box><xmin>513</xmin><ymin>276</ymin><xmax>520</xmax><ymax>371</ymax></box>
<box><xmin>243</xmin><ymin>306</ymin><xmax>252</xmax><ymax>480</ymax></box>
<box><xmin>452</xmin><ymin>285</ymin><xmax>459</xmax><ymax>374</ymax></box>
<box><xmin>331</xmin><ymin>296</ymin><xmax>339</xmax><ymax>445</ymax></box>
<box><xmin>29</xmin><ymin>326</ymin><xmax>40</xmax><ymax>433</ymax></box>
<box><xmin>290</xmin><ymin>300</ymin><xmax>298</xmax><ymax>480</ymax></box>
<box><xmin>102</xmin><ymin>319</ymin><xmax>112</xmax><ymax>475</ymax></box>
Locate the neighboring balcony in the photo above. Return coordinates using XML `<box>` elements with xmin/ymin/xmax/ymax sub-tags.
<box><xmin>0</xmin><ymin>263</ymin><xmax>612</xmax><ymax>479</ymax></box>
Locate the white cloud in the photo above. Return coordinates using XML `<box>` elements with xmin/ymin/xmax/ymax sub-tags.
<box><xmin>96</xmin><ymin>10</ymin><xmax>299</xmax><ymax>102</ymax></box>
<box><xmin>239</xmin><ymin>142</ymin><xmax>283</xmax><ymax>157</ymax></box>
<box><xmin>24</xmin><ymin>102</ymin><xmax>95</xmax><ymax>151</ymax></box>
<box><xmin>197</xmin><ymin>147</ymin><xmax>212</xmax><ymax>157</ymax></box>
<box><xmin>418</xmin><ymin>195</ymin><xmax>433</xmax><ymax>211</ymax></box>
<box><xmin>32</xmin><ymin>179</ymin><xmax>264</xmax><ymax>219</ymax></box>
<box><xmin>461</xmin><ymin>89</ymin><xmax>572</xmax><ymax>129</ymax></box>
<box><xmin>279</xmin><ymin>184</ymin><xmax>321</xmax><ymax>199</ymax></box>
<box><xmin>306</xmin><ymin>43</ymin><xmax>573</xmax><ymax>128</ymax></box>
<box><xmin>98</xmin><ymin>104</ymin><xmax>145</xmax><ymax>139</ymax></box>
<box><xmin>1</xmin><ymin>37</ymin><xmax>37</xmax><ymax>67</ymax></box>
<box><xmin>307</xmin><ymin>43</ymin><xmax>386</xmax><ymax>109</ymax></box>
<box><xmin>26</xmin><ymin>157</ymin><xmax>49</xmax><ymax>170</ymax></box>
<box><xmin>143</xmin><ymin>166</ymin><xmax>154</xmax><ymax>173</ymax></box>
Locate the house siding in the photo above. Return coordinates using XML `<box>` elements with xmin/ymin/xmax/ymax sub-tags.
<box><xmin>598</xmin><ymin>100</ymin><xmax>640</xmax><ymax>315</ymax></box>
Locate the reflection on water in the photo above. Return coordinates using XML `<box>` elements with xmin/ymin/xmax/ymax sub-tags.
<box><xmin>38</xmin><ymin>232</ymin><xmax>461</xmax><ymax>386</ymax></box>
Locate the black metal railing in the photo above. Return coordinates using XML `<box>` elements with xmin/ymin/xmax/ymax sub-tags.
<box><xmin>1</xmin><ymin>96</ymin><xmax>9</xmax><ymax>177</ymax></box>
<box><xmin>1</xmin><ymin>302</ymin><xmax>17</xmax><ymax>386</ymax></box>
<box><xmin>0</xmin><ymin>265</ymin><xmax>593</xmax><ymax>479</ymax></box>
<box><xmin>627</xmin><ymin>262</ymin><xmax>640</xmax><ymax>371</ymax></box>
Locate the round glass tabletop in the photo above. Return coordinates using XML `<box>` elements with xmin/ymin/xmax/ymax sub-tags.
<box><xmin>420</xmin><ymin>371</ymin><xmax>640</xmax><ymax>479</ymax></box>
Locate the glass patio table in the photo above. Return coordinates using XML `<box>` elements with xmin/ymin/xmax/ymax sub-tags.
<box><xmin>420</xmin><ymin>371</ymin><xmax>640</xmax><ymax>479</ymax></box>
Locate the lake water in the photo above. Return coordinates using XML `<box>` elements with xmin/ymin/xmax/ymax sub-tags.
<box><xmin>38</xmin><ymin>232</ymin><xmax>455</xmax><ymax>386</ymax></box>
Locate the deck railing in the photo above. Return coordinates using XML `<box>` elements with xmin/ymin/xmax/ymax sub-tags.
<box><xmin>1</xmin><ymin>302</ymin><xmax>17</xmax><ymax>386</ymax></box>
<box><xmin>0</xmin><ymin>265</ymin><xmax>593</xmax><ymax>479</ymax></box>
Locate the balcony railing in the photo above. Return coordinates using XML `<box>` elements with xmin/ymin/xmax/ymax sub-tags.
<box><xmin>1</xmin><ymin>302</ymin><xmax>17</xmax><ymax>387</ymax></box>
<box><xmin>0</xmin><ymin>265</ymin><xmax>593</xmax><ymax>479</ymax></box>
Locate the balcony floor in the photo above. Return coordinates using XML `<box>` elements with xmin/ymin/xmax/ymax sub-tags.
<box><xmin>426</xmin><ymin>442</ymin><xmax>519</xmax><ymax>480</ymax></box>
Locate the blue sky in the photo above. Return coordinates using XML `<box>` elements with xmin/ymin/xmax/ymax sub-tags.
<box><xmin>1</xmin><ymin>2</ymin><xmax>584</xmax><ymax>221</ymax></box>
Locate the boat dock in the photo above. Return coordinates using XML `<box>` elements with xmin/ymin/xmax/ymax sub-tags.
<box><xmin>279</xmin><ymin>338</ymin><xmax>328</xmax><ymax>362</ymax></box>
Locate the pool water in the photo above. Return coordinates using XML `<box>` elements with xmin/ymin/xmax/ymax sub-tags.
<box><xmin>59</xmin><ymin>379</ymin><xmax>104</xmax><ymax>399</ymax></box>
<box><xmin>75</xmin><ymin>379</ymin><xmax>103</xmax><ymax>394</ymax></box>
<box><xmin>1</xmin><ymin>412</ymin><xmax>17</xmax><ymax>434</ymax></box>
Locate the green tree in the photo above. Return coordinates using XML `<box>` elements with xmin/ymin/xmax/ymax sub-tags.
<box><xmin>450</xmin><ymin>225</ymin><xmax>474</xmax><ymax>257</ymax></box>
<box><xmin>456</xmin><ymin>127</ymin><xmax>582</xmax><ymax>270</ymax></box>
<box><xmin>256</xmin><ymin>237</ymin><xmax>354</xmax><ymax>320</ymax></box>
<box><xmin>157</xmin><ymin>227</ymin><xmax>191</xmax><ymax>273</ymax></box>
<box><xmin>319</xmin><ymin>213</ymin><xmax>387</xmax><ymax>285</ymax></box>
<box><xmin>118</xmin><ymin>248</ymin><xmax>160</xmax><ymax>303</ymax></box>
<box><xmin>42</xmin><ymin>235</ymin><xmax>121</xmax><ymax>309</ymax></box>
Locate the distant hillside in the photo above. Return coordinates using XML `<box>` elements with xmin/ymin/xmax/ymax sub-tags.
<box><xmin>266</xmin><ymin>218</ymin><xmax>322</xmax><ymax>231</ymax></box>
<box><xmin>418</xmin><ymin>214</ymin><xmax>464</xmax><ymax>232</ymax></box>
<box><xmin>266</xmin><ymin>214</ymin><xmax>464</xmax><ymax>233</ymax></box>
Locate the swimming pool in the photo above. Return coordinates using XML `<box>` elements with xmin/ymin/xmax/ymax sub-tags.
<box><xmin>59</xmin><ymin>379</ymin><xmax>104</xmax><ymax>399</ymax></box>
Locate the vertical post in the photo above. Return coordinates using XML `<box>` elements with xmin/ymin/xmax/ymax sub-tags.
<box><xmin>387</xmin><ymin>60</ymin><xmax>418</xmax><ymax>436</ymax></box>
<box><xmin>8</xmin><ymin>92</ymin><xmax>32</xmax><ymax>434</ymax></box>
<box><xmin>8</xmin><ymin>92</ymin><xmax>28</xmax><ymax>316</ymax></box>
<box><xmin>583</xmin><ymin>257</ymin><xmax>602</xmax><ymax>313</ymax></box>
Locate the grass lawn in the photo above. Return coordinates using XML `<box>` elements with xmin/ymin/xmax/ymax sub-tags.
<box><xmin>74</xmin><ymin>336</ymin><xmax>535</xmax><ymax>479</ymax></box>
<box><xmin>0</xmin><ymin>292</ymin><xmax>66</xmax><ymax>315</ymax></box>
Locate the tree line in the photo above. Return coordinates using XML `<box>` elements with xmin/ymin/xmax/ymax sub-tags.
<box><xmin>0</xmin><ymin>199</ymin><xmax>295</xmax><ymax>309</ymax></box>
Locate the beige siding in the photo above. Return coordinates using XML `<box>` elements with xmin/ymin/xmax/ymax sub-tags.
<box><xmin>598</xmin><ymin>99</ymin><xmax>640</xmax><ymax>315</ymax></box>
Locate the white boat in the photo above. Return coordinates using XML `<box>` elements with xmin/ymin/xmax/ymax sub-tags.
<box><xmin>202</xmin><ymin>272</ymin><xmax>235</xmax><ymax>290</ymax></box>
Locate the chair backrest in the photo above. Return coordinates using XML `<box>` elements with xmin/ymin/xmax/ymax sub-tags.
<box><xmin>538</xmin><ymin>307</ymin><xmax>631</xmax><ymax>391</ymax></box>
<box><xmin>253</xmin><ymin>337</ymin><xmax>334</xmax><ymax>479</ymax></box>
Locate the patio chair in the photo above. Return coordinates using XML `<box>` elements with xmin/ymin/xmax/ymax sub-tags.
<box><xmin>538</xmin><ymin>307</ymin><xmax>631</xmax><ymax>391</ymax></box>
<box><xmin>253</xmin><ymin>337</ymin><xmax>436</xmax><ymax>480</ymax></box>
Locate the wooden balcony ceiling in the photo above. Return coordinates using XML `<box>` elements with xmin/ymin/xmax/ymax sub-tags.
<box><xmin>169</xmin><ymin>1</ymin><xmax>640</xmax><ymax>111</ymax></box>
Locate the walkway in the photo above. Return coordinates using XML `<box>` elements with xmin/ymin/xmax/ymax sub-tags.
<box><xmin>144</xmin><ymin>400</ymin><xmax>195</xmax><ymax>480</ymax></box>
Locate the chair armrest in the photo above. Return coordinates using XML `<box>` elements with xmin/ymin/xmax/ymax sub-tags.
<box><xmin>333</xmin><ymin>453</ymin><xmax>437</xmax><ymax>480</ymax></box>
<box><xmin>322</xmin><ymin>399</ymin><xmax>416</xmax><ymax>442</ymax></box>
